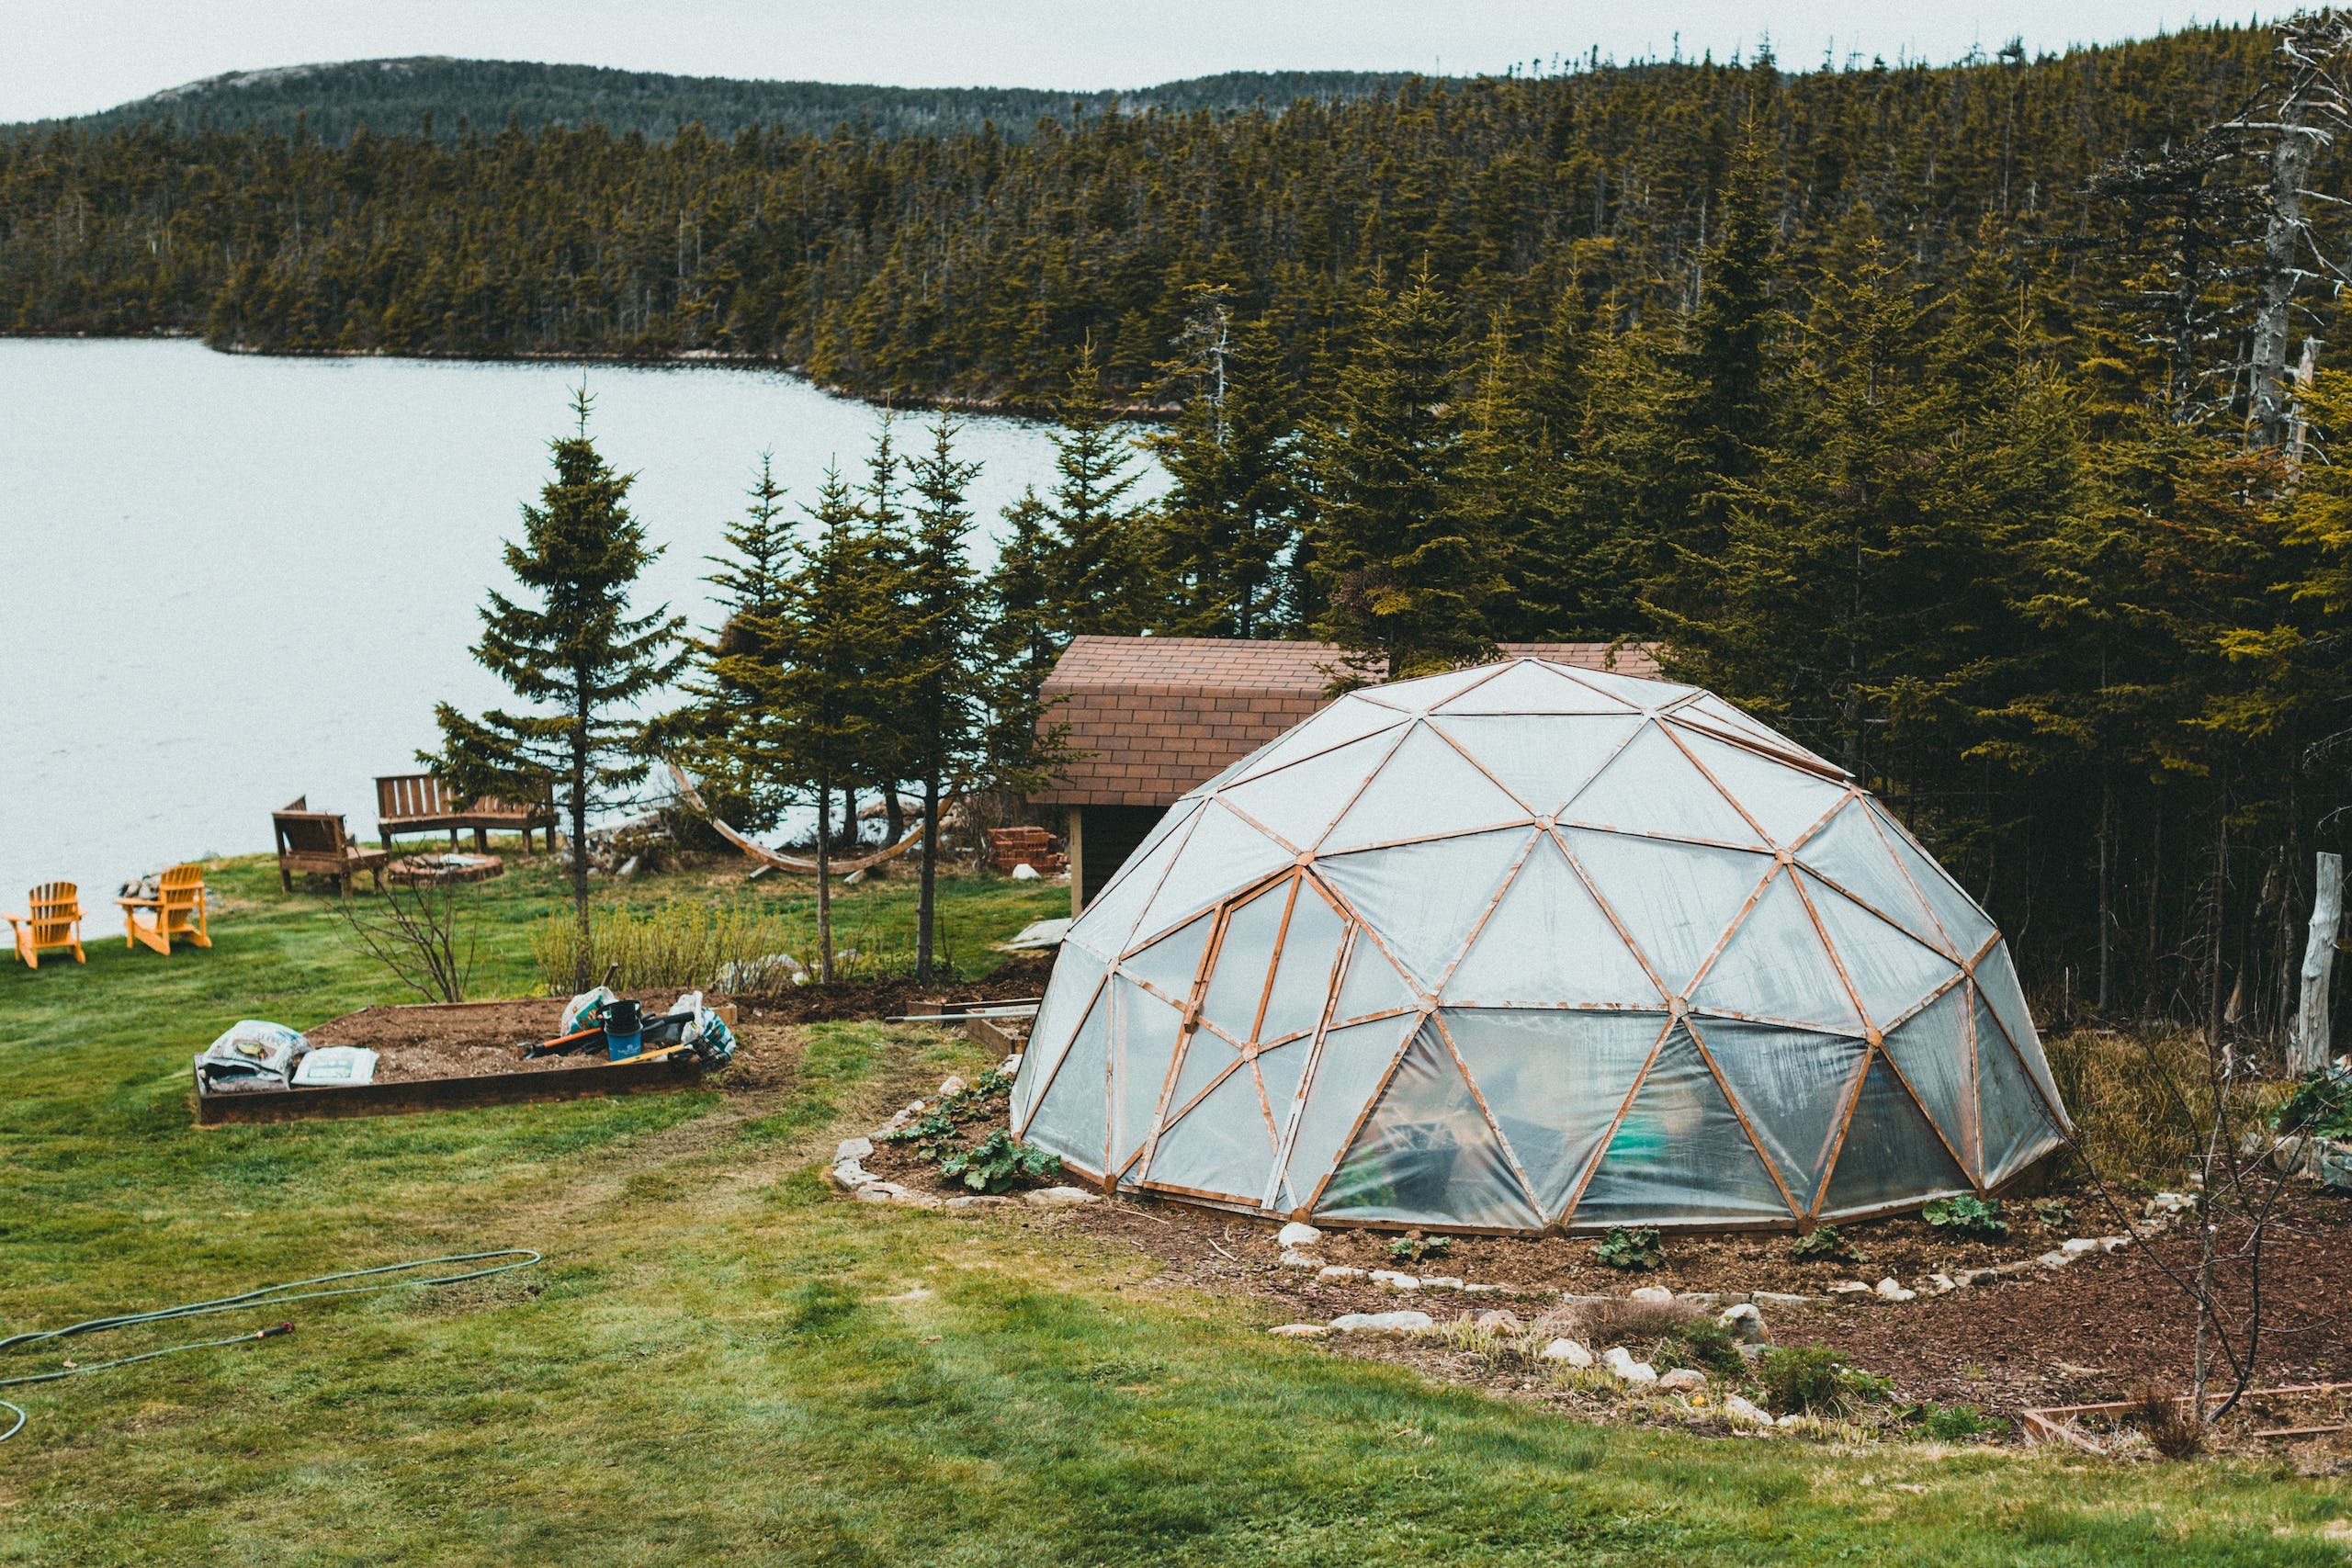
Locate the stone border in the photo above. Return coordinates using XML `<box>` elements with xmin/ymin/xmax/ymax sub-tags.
<box><xmin>823</xmin><ymin>1050</ymin><xmax>1107</xmax><ymax>1214</ymax></box>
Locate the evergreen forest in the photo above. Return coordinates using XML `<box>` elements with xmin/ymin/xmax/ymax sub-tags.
<box><xmin>9</xmin><ymin>19</ymin><xmax>2352</xmax><ymax>1046</ymax></box>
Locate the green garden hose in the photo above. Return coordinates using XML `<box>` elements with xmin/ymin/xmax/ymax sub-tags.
<box><xmin>0</xmin><ymin>1249</ymin><xmax>542</xmax><ymax>1445</ymax></box>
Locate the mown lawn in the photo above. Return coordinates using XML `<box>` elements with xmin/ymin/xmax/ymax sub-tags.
<box><xmin>0</xmin><ymin>852</ymin><xmax>2345</xmax><ymax>1564</ymax></box>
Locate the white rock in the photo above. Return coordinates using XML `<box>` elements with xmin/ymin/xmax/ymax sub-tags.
<box><xmin>1928</xmin><ymin>1273</ymin><xmax>1958</xmax><ymax>1294</ymax></box>
<box><xmin>999</xmin><ymin>1053</ymin><xmax>1023</xmax><ymax>1076</ymax></box>
<box><xmin>1011</xmin><ymin>863</ymin><xmax>1042</xmax><ymax>881</ymax></box>
<box><xmin>1656</xmin><ymin>1368</ymin><xmax>1707</xmax><ymax>1393</ymax></box>
<box><xmin>1317</xmin><ymin>1265</ymin><xmax>1368</xmax><ymax>1282</ymax></box>
<box><xmin>1722</xmin><ymin>1393</ymin><xmax>1774</xmax><ymax>1427</ymax></box>
<box><xmin>1022</xmin><ymin>1186</ymin><xmax>1101</xmax><ymax>1209</ymax></box>
<box><xmin>1540</xmin><ymin>1338</ymin><xmax>1593</xmax><ymax>1367</ymax></box>
<box><xmin>1827</xmin><ymin>1280</ymin><xmax>1872</xmax><ymax>1294</ymax></box>
<box><xmin>944</xmin><ymin>1195</ymin><xmax>1013</xmax><ymax>1213</ymax></box>
<box><xmin>1874</xmin><ymin>1278</ymin><xmax>1916</xmax><ymax>1303</ymax></box>
<box><xmin>1472</xmin><ymin>1309</ymin><xmax>1521</xmax><ymax>1335</ymax></box>
<box><xmin>1774</xmin><ymin>1412</ymin><xmax>1809</xmax><ymax>1428</ymax></box>
<box><xmin>887</xmin><ymin>1189</ymin><xmax>944</xmax><ymax>1210</ymax></box>
<box><xmin>1329</xmin><ymin>1310</ymin><xmax>1434</xmax><ymax>1335</ymax></box>
<box><xmin>1629</xmin><ymin>1285</ymin><xmax>1675</xmax><ymax>1304</ymax></box>
<box><xmin>836</xmin><ymin>1136</ymin><xmax>875</xmax><ymax>1162</ymax></box>
<box><xmin>2099</xmin><ymin>1235</ymin><xmax>2132</xmax><ymax>1252</ymax></box>
<box><xmin>1717</xmin><ymin>1303</ymin><xmax>1767</xmax><ymax>1343</ymax></box>
<box><xmin>937</xmin><ymin>1075</ymin><xmax>967</xmax><ymax>1097</ymax></box>
<box><xmin>1268</xmin><ymin>1323</ymin><xmax>1331</xmax><ymax>1338</ymax></box>
<box><xmin>2060</xmin><ymin>1237</ymin><xmax>2100</xmax><ymax>1257</ymax></box>
<box><xmin>854</xmin><ymin>1181</ymin><xmax>910</xmax><ymax>1204</ymax></box>
<box><xmin>829</xmin><ymin>1160</ymin><xmax>873</xmax><ymax>1191</ymax></box>
<box><xmin>1277</xmin><ymin>1221</ymin><xmax>1324</xmax><ymax>1248</ymax></box>
<box><xmin>1600</xmin><ymin>1346</ymin><xmax>1658</xmax><ymax>1384</ymax></box>
<box><xmin>1369</xmin><ymin>1269</ymin><xmax>1420</xmax><ymax>1291</ymax></box>
<box><xmin>1278</xmin><ymin>1249</ymin><xmax>1322</xmax><ymax>1270</ymax></box>
<box><xmin>2038</xmin><ymin>1250</ymin><xmax>2072</xmax><ymax>1269</ymax></box>
<box><xmin>1462</xmin><ymin>1281</ymin><xmax>1511</xmax><ymax>1295</ymax></box>
<box><xmin>1753</xmin><ymin>1292</ymin><xmax>1813</xmax><ymax>1308</ymax></box>
<box><xmin>1418</xmin><ymin>1275</ymin><xmax>1466</xmax><ymax>1291</ymax></box>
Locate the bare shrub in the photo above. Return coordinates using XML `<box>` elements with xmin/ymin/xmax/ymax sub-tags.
<box><xmin>2130</xmin><ymin>1384</ymin><xmax>2207</xmax><ymax>1460</ymax></box>
<box><xmin>334</xmin><ymin>879</ymin><xmax>477</xmax><ymax>1002</ymax></box>
<box><xmin>1563</xmin><ymin>1295</ymin><xmax>1696</xmax><ymax>1349</ymax></box>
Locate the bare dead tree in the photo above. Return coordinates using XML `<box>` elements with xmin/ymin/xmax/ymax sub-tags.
<box><xmin>334</xmin><ymin>877</ymin><xmax>479</xmax><ymax>1003</ymax></box>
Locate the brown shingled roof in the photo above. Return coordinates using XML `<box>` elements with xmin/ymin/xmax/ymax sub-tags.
<box><xmin>1035</xmin><ymin>636</ymin><xmax>1661</xmax><ymax>807</ymax></box>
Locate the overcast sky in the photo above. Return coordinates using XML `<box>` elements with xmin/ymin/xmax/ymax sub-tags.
<box><xmin>1</xmin><ymin>1</ymin><xmax>2269</xmax><ymax>123</ymax></box>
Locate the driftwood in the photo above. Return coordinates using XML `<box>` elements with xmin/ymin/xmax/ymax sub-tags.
<box><xmin>667</xmin><ymin>763</ymin><xmax>929</xmax><ymax>877</ymax></box>
<box><xmin>2293</xmin><ymin>851</ymin><xmax>2345</xmax><ymax>1074</ymax></box>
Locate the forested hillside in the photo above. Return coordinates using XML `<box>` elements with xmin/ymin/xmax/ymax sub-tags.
<box><xmin>10</xmin><ymin>57</ymin><xmax>1416</xmax><ymax>147</ymax></box>
<box><xmin>5</xmin><ymin>19</ymin><xmax>2351</xmax><ymax>1041</ymax></box>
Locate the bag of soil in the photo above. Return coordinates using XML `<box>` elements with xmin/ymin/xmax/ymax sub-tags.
<box><xmin>196</xmin><ymin>1021</ymin><xmax>310</xmax><ymax>1094</ymax></box>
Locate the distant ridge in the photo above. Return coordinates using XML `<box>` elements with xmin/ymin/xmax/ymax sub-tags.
<box><xmin>11</xmin><ymin>56</ymin><xmax>1429</xmax><ymax>144</ymax></box>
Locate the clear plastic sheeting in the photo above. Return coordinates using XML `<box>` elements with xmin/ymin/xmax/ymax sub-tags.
<box><xmin>1429</xmin><ymin>713</ymin><xmax>1645</xmax><ymax>818</ymax></box>
<box><xmin>1796</xmin><ymin>870</ymin><xmax>1962</xmax><ymax>1029</ymax></box>
<box><xmin>1571</xmin><ymin>1025</ymin><xmax>1792</xmax><ymax>1225</ymax></box>
<box><xmin>1816</xmin><ymin>1054</ymin><xmax>1972</xmax><ymax>1218</ymax></box>
<box><xmin>1276</xmin><ymin>1013</ymin><xmax>1419</xmax><ymax>1209</ymax></box>
<box><xmin>1694</xmin><ymin>1017</ymin><xmax>1867</xmax><ymax>1214</ymax></box>
<box><xmin>1445</xmin><ymin>836</ymin><xmax>1663</xmax><ymax>1007</ymax></box>
<box><xmin>1690</xmin><ymin>870</ymin><xmax>1864</xmax><ymax>1033</ymax></box>
<box><xmin>1562</xmin><ymin>829</ymin><xmax>1772</xmax><ymax>995</ymax></box>
<box><xmin>1560</xmin><ymin>722</ymin><xmax>1766</xmax><ymax>848</ymax></box>
<box><xmin>1320</xmin><ymin>1023</ymin><xmax>1542</xmax><ymax>1229</ymax></box>
<box><xmin>1442</xmin><ymin>1008</ymin><xmax>1668</xmax><ymax>1219</ymax></box>
<box><xmin>1013</xmin><ymin>657</ymin><xmax>2065</xmax><ymax>1233</ymax></box>
<box><xmin>1317</xmin><ymin>829</ymin><xmax>1532</xmax><ymax>988</ymax></box>
<box><xmin>1320</xmin><ymin>723</ymin><xmax>1529</xmax><ymax>852</ymax></box>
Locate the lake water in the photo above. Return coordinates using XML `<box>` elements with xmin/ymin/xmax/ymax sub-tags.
<box><xmin>0</xmin><ymin>339</ymin><xmax>1159</xmax><ymax>916</ymax></box>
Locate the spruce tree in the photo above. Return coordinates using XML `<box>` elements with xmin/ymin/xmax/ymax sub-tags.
<box><xmin>1306</xmin><ymin>266</ymin><xmax>1499</xmax><ymax>679</ymax></box>
<box><xmin>431</xmin><ymin>387</ymin><xmax>687</xmax><ymax>985</ymax></box>
<box><xmin>660</xmin><ymin>454</ymin><xmax>793</xmax><ymax>831</ymax></box>
<box><xmin>1042</xmin><ymin>343</ymin><xmax>1153</xmax><ymax>637</ymax></box>
<box><xmin>900</xmin><ymin>421</ymin><xmax>987</xmax><ymax>977</ymax></box>
<box><xmin>1149</xmin><ymin>313</ymin><xmax>1298</xmax><ymax>637</ymax></box>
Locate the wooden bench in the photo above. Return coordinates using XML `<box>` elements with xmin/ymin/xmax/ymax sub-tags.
<box><xmin>375</xmin><ymin>773</ymin><xmax>556</xmax><ymax>853</ymax></box>
<box><xmin>274</xmin><ymin>797</ymin><xmax>393</xmax><ymax>897</ymax></box>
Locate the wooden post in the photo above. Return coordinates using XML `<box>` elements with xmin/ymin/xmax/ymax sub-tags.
<box><xmin>2292</xmin><ymin>852</ymin><xmax>2344</xmax><ymax>1074</ymax></box>
<box><xmin>1066</xmin><ymin>807</ymin><xmax>1087</xmax><ymax>916</ymax></box>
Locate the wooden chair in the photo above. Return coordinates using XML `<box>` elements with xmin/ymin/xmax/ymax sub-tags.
<box><xmin>118</xmin><ymin>864</ymin><xmax>211</xmax><ymax>955</ymax></box>
<box><xmin>5</xmin><ymin>883</ymin><xmax>85</xmax><ymax>968</ymax></box>
<box><xmin>274</xmin><ymin>798</ymin><xmax>393</xmax><ymax>897</ymax></box>
<box><xmin>377</xmin><ymin>773</ymin><xmax>556</xmax><ymax>854</ymax></box>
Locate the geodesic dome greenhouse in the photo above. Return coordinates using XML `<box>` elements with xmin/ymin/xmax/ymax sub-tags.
<box><xmin>1008</xmin><ymin>657</ymin><xmax>2071</xmax><ymax>1234</ymax></box>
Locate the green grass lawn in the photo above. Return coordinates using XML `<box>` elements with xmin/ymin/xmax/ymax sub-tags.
<box><xmin>0</xmin><ymin>852</ymin><xmax>2345</xmax><ymax>1563</ymax></box>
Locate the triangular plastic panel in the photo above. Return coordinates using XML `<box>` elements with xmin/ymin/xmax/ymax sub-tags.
<box><xmin>1569</xmin><ymin>1025</ymin><xmax>1792</xmax><ymax>1225</ymax></box>
<box><xmin>1256</xmin><ymin>1039</ymin><xmax>1312</xmax><ymax>1145</ymax></box>
<box><xmin>1867</xmin><ymin>800</ymin><xmax>1999</xmax><ymax>959</ymax></box>
<box><xmin>1224</xmin><ymin>694</ymin><xmax>1409</xmax><ymax>786</ymax></box>
<box><xmin>1872</xmin><ymin>983</ymin><xmax>1975</xmax><ymax>1178</ymax></box>
<box><xmin>1432</xmin><ymin>659</ymin><xmax>1637</xmax><ymax>715</ymax></box>
<box><xmin>1551</xmin><ymin>664</ymin><xmax>1698</xmax><ymax>709</ymax></box>
<box><xmin>1442</xmin><ymin>835</ymin><xmax>1664</xmax><ymax>1007</ymax></box>
<box><xmin>1563</xmin><ymin>829</ymin><xmax>1772</xmax><ymax>996</ymax></box>
<box><xmin>1067</xmin><ymin>802</ymin><xmax>1197</xmax><ymax>960</ymax></box>
<box><xmin>1215</xmin><ymin>730</ymin><xmax>1400</xmax><ymax>853</ymax></box>
<box><xmin>1317</xmin><ymin>1022</ymin><xmax>1542</xmax><ymax>1228</ymax></box>
<box><xmin>1110</xmin><ymin>976</ymin><xmax>1187</xmax><ymax>1173</ymax></box>
<box><xmin>1428</xmin><ymin>713</ymin><xmax>1645</xmax><ymax>817</ymax></box>
<box><xmin>1667</xmin><ymin>727</ymin><xmax>1852</xmax><ymax>849</ymax></box>
<box><xmin>1317</xmin><ymin>829</ymin><xmax>1534</xmax><ymax>990</ymax></box>
<box><xmin>1196</xmin><ymin>880</ymin><xmax>1293</xmax><ymax>1043</ymax></box>
<box><xmin>1145</xmin><ymin>1065</ymin><xmax>1275</xmax><ymax>1198</ymax></box>
<box><xmin>1973</xmin><ymin>942</ymin><xmax>2064</xmax><ymax>1120</ymax></box>
<box><xmin>1129</xmin><ymin>803</ymin><xmax>1295</xmax><ymax>946</ymax></box>
<box><xmin>1256</xmin><ymin>883</ymin><xmax>1349</xmax><ymax>1043</ymax></box>
<box><xmin>1792</xmin><ymin>800</ymin><xmax>1952</xmax><ymax>957</ymax></box>
<box><xmin>1277</xmin><ymin>1012</ymin><xmax>1419</xmax><ymax>1210</ymax></box>
<box><xmin>1797</xmin><ymin>870</ymin><xmax>1963</xmax><ymax>1030</ymax></box>
<box><xmin>1025</xmin><ymin>987</ymin><xmax>1110</xmax><ymax>1175</ymax></box>
<box><xmin>1692</xmin><ymin>1017</ymin><xmax>1868</xmax><ymax>1215</ymax></box>
<box><xmin>1443</xmin><ymin>1008</ymin><xmax>1668</xmax><ymax>1220</ymax></box>
<box><xmin>1675</xmin><ymin>693</ymin><xmax>1836</xmax><ymax>769</ymax></box>
<box><xmin>1015</xmin><ymin>946</ymin><xmax>1108</xmax><ymax>1128</ymax></box>
<box><xmin>1318</xmin><ymin>723</ymin><xmax>1530</xmax><ymax>852</ymax></box>
<box><xmin>1816</xmin><ymin>1053</ymin><xmax>1973</xmax><ymax>1218</ymax></box>
<box><xmin>1689</xmin><ymin>870</ymin><xmax>1865</xmax><ymax>1032</ymax></box>
<box><xmin>1973</xmin><ymin>987</ymin><xmax>2065</xmax><ymax>1187</ymax></box>
<box><xmin>1369</xmin><ymin>663</ymin><xmax>1518</xmax><ymax>713</ymax></box>
<box><xmin>1120</xmin><ymin>913</ymin><xmax>1213</xmax><ymax>1008</ymax></box>
<box><xmin>1326</xmin><ymin>932</ymin><xmax>1419</xmax><ymax>1021</ymax></box>
<box><xmin>1162</xmin><ymin>1026</ymin><xmax>1240</xmax><ymax>1122</ymax></box>
<box><xmin>1560</xmin><ymin>722</ymin><xmax>1766</xmax><ymax>848</ymax></box>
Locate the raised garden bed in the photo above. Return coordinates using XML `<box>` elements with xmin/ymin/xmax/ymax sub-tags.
<box><xmin>193</xmin><ymin>993</ymin><xmax>733</xmax><ymax>1124</ymax></box>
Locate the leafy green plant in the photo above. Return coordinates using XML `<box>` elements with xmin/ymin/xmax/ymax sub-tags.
<box><xmin>880</xmin><ymin>1110</ymin><xmax>958</xmax><ymax>1151</ymax></box>
<box><xmin>936</xmin><ymin>1130</ymin><xmax>1062</xmax><ymax>1193</ymax></box>
<box><xmin>1758</xmin><ymin>1345</ymin><xmax>1851</xmax><ymax>1415</ymax></box>
<box><xmin>1790</xmin><ymin>1224</ymin><xmax>1859</xmax><ymax>1264</ymax></box>
<box><xmin>1594</xmin><ymin>1226</ymin><xmax>1664</xmax><ymax>1271</ymax></box>
<box><xmin>1921</xmin><ymin>1195</ymin><xmax>2008</xmax><ymax>1239</ymax></box>
<box><xmin>1385</xmin><ymin>1233</ymin><xmax>1453</xmax><ymax>1264</ymax></box>
<box><xmin>2272</xmin><ymin>1067</ymin><xmax>2352</xmax><ymax>1140</ymax></box>
<box><xmin>1666</xmin><ymin>1316</ymin><xmax>1747</xmax><ymax>1378</ymax></box>
<box><xmin>1910</xmin><ymin>1401</ymin><xmax>2004</xmax><ymax>1440</ymax></box>
<box><xmin>2032</xmin><ymin>1199</ymin><xmax>2070</xmax><ymax>1228</ymax></box>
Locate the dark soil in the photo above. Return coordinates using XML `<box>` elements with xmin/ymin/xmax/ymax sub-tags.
<box><xmin>733</xmin><ymin>952</ymin><xmax>1055</xmax><ymax>1025</ymax></box>
<box><xmin>302</xmin><ymin>993</ymin><xmax>809</xmax><ymax>1087</ymax></box>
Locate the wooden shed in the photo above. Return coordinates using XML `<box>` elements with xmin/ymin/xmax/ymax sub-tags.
<box><xmin>1035</xmin><ymin>636</ymin><xmax>1659</xmax><ymax>910</ymax></box>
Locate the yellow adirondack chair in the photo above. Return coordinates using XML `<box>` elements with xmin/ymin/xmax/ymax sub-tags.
<box><xmin>118</xmin><ymin>864</ymin><xmax>211</xmax><ymax>956</ymax></box>
<box><xmin>5</xmin><ymin>883</ymin><xmax>85</xmax><ymax>968</ymax></box>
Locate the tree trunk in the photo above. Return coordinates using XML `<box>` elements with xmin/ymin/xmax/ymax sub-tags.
<box><xmin>916</xmin><ymin>771</ymin><xmax>941</xmax><ymax>983</ymax></box>
<box><xmin>2098</xmin><ymin>771</ymin><xmax>2113</xmax><ymax>1015</ymax></box>
<box><xmin>2250</xmin><ymin>78</ymin><xmax>2316</xmax><ymax>449</ymax></box>
<box><xmin>885</xmin><ymin>786</ymin><xmax>906</xmax><ymax>849</ymax></box>
<box><xmin>2293</xmin><ymin>851</ymin><xmax>2344</xmax><ymax>1074</ymax></box>
<box><xmin>816</xmin><ymin>774</ymin><xmax>834</xmax><ymax>984</ymax></box>
<box><xmin>570</xmin><ymin>704</ymin><xmax>592</xmax><ymax>994</ymax></box>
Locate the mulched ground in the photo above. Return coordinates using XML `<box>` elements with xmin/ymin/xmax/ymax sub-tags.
<box><xmin>732</xmin><ymin>952</ymin><xmax>1054</xmax><ymax>1025</ymax></box>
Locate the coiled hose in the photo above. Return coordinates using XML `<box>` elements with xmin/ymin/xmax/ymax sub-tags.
<box><xmin>0</xmin><ymin>1249</ymin><xmax>542</xmax><ymax>1444</ymax></box>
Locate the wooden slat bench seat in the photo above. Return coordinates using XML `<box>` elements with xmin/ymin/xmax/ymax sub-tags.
<box><xmin>274</xmin><ymin>797</ymin><xmax>393</xmax><ymax>896</ymax></box>
<box><xmin>375</xmin><ymin>773</ymin><xmax>555</xmax><ymax>853</ymax></box>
